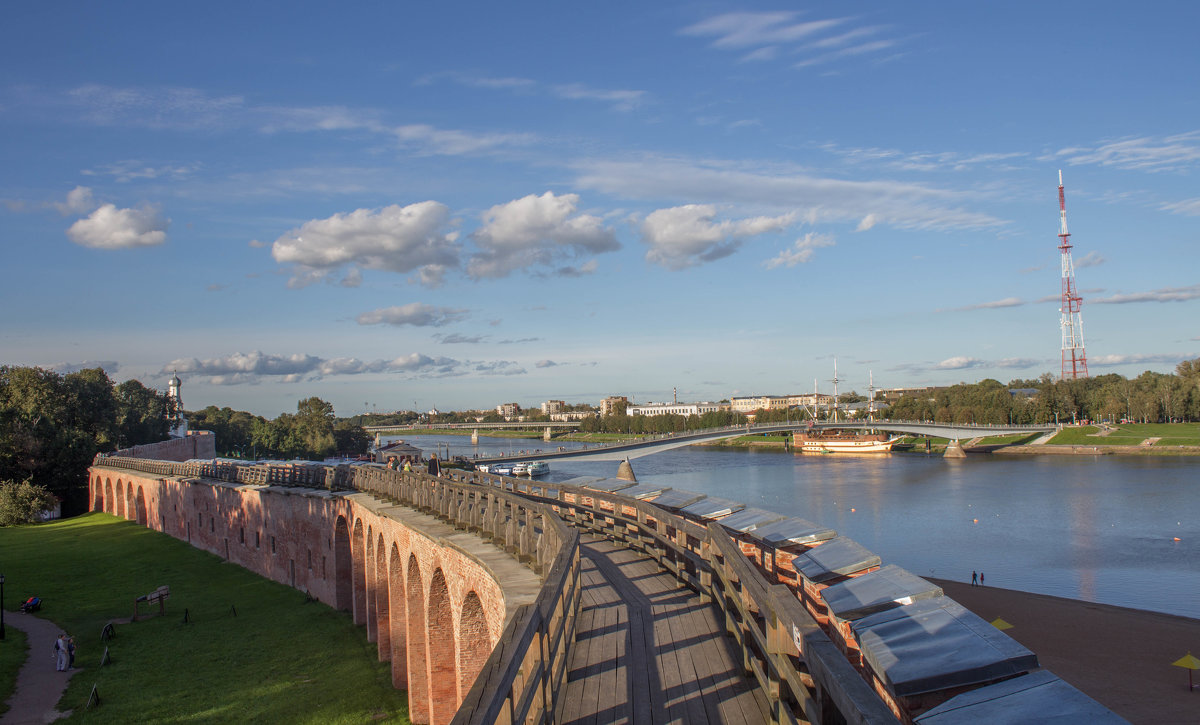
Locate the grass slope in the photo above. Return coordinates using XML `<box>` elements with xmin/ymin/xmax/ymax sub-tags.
<box><xmin>1049</xmin><ymin>423</ymin><xmax>1200</xmax><ymax>446</ymax></box>
<box><xmin>0</xmin><ymin>626</ymin><xmax>28</xmax><ymax>717</ymax></box>
<box><xmin>0</xmin><ymin>513</ymin><xmax>408</xmax><ymax>724</ymax></box>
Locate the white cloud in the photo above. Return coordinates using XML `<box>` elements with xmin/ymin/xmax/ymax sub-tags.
<box><xmin>1092</xmin><ymin>284</ymin><xmax>1200</xmax><ymax>304</ymax></box>
<box><xmin>356</xmin><ymin>303</ymin><xmax>469</xmax><ymax>327</ymax></box>
<box><xmin>54</xmin><ymin>186</ymin><xmax>96</xmax><ymax>216</ymax></box>
<box><xmin>1051</xmin><ymin>131</ymin><xmax>1200</xmax><ymax>172</ymax></box>
<box><xmin>391</xmin><ymin>124</ymin><xmax>535</xmax><ymax>156</ymax></box>
<box><xmin>944</xmin><ymin>297</ymin><xmax>1026</xmax><ymax>312</ymax></box>
<box><xmin>856</xmin><ymin>214</ymin><xmax>878</xmax><ymax>231</ymax></box>
<box><xmin>66</xmin><ymin>84</ymin><xmax>245</xmax><ymax>131</ymax></box>
<box><xmin>642</xmin><ymin>204</ymin><xmax>795</xmax><ymax>269</ymax></box>
<box><xmin>1074</xmin><ymin>251</ymin><xmax>1105</xmax><ymax>268</ymax></box>
<box><xmin>935</xmin><ymin>356</ymin><xmax>984</xmax><ymax>370</ymax></box>
<box><xmin>575</xmin><ymin>157</ymin><xmax>1006</xmax><ymax>232</ymax></box>
<box><xmin>765</xmin><ymin>232</ymin><xmax>835</xmax><ymax>269</ymax></box>
<box><xmin>536</xmin><ymin>360</ymin><xmax>559</xmax><ymax>368</ymax></box>
<box><xmin>81</xmin><ymin>160</ymin><xmax>199</xmax><ymax>183</ymax></box>
<box><xmin>681</xmin><ymin>12</ymin><xmax>845</xmax><ymax>50</ymax></box>
<box><xmin>271</xmin><ymin>202</ymin><xmax>460</xmax><ymax>288</ymax></box>
<box><xmin>468</xmin><ymin>192</ymin><xmax>619</xmax><ymax>279</ymax></box>
<box><xmin>551</xmin><ymin>84</ymin><xmax>646</xmax><ymax>112</ymax></box>
<box><xmin>1162</xmin><ymin>198</ymin><xmax>1200</xmax><ymax>216</ymax></box>
<box><xmin>66</xmin><ymin>203</ymin><xmax>168</xmax><ymax>249</ymax></box>
<box><xmin>48</xmin><ymin>360</ymin><xmax>120</xmax><ymax>375</ymax></box>
<box><xmin>162</xmin><ymin>350</ymin><xmax>469</xmax><ymax>384</ymax></box>
<box><xmin>1090</xmin><ymin>352</ymin><xmax>1195</xmax><ymax>367</ymax></box>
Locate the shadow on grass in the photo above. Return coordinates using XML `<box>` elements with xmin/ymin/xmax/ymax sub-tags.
<box><xmin>0</xmin><ymin>513</ymin><xmax>409</xmax><ymax>723</ymax></box>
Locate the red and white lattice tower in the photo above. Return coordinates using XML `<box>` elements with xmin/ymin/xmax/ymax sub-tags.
<box><xmin>1057</xmin><ymin>170</ymin><xmax>1089</xmax><ymax>379</ymax></box>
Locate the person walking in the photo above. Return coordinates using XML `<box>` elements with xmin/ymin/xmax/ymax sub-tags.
<box><xmin>68</xmin><ymin>636</ymin><xmax>76</xmax><ymax>670</ymax></box>
<box><xmin>427</xmin><ymin>454</ymin><xmax>441</xmax><ymax>477</ymax></box>
<box><xmin>971</xmin><ymin>570</ymin><xmax>978</xmax><ymax>586</ymax></box>
<box><xmin>979</xmin><ymin>572</ymin><xmax>985</xmax><ymax>587</ymax></box>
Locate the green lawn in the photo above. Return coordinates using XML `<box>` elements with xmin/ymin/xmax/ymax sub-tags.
<box><xmin>1048</xmin><ymin>423</ymin><xmax>1200</xmax><ymax>446</ymax></box>
<box><xmin>0</xmin><ymin>513</ymin><xmax>408</xmax><ymax>723</ymax></box>
<box><xmin>975</xmin><ymin>433</ymin><xmax>1039</xmax><ymax>445</ymax></box>
<box><xmin>0</xmin><ymin>626</ymin><xmax>28</xmax><ymax>718</ymax></box>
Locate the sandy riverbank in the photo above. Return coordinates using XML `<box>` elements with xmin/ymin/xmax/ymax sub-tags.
<box><xmin>929</xmin><ymin>577</ymin><xmax>1199</xmax><ymax>724</ymax></box>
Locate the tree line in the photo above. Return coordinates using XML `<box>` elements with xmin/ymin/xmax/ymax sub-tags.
<box><xmin>187</xmin><ymin>397</ymin><xmax>370</xmax><ymax>462</ymax></box>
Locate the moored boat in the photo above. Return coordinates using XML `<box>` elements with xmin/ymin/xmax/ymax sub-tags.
<box><xmin>795</xmin><ymin>430</ymin><xmax>898</xmax><ymax>454</ymax></box>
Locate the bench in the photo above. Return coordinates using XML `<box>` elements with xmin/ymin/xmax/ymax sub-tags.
<box><xmin>133</xmin><ymin>585</ymin><xmax>171</xmax><ymax>620</ymax></box>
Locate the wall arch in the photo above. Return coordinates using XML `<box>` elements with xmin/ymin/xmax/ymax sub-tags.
<box><xmin>406</xmin><ymin>555</ymin><xmax>429</xmax><ymax>724</ymax></box>
<box><xmin>125</xmin><ymin>481</ymin><xmax>134</xmax><ymax>519</ymax></box>
<box><xmin>115</xmin><ymin>480</ymin><xmax>125</xmax><ymax>519</ymax></box>
<box><xmin>333</xmin><ymin>516</ymin><xmax>353</xmax><ymax>612</ymax></box>
<box><xmin>458</xmin><ymin>591</ymin><xmax>490</xmax><ymax>701</ymax></box>
<box><xmin>365</xmin><ymin>525</ymin><xmax>377</xmax><ymax>642</ymax></box>
<box><xmin>105</xmin><ymin>479</ymin><xmax>114</xmax><ymax>514</ymax></box>
<box><xmin>93</xmin><ymin>477</ymin><xmax>105</xmax><ymax>511</ymax></box>
<box><xmin>375</xmin><ymin>532</ymin><xmax>390</xmax><ymax>660</ymax></box>
<box><xmin>135</xmin><ymin>486</ymin><xmax>148</xmax><ymax>525</ymax></box>
<box><xmin>428</xmin><ymin>568</ymin><xmax>457</xmax><ymax>724</ymax></box>
<box><xmin>389</xmin><ymin>543</ymin><xmax>408</xmax><ymax>688</ymax></box>
<box><xmin>352</xmin><ymin>518</ymin><xmax>367</xmax><ymax>625</ymax></box>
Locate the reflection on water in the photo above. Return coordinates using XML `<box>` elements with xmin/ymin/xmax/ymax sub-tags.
<box><xmin>389</xmin><ymin>434</ymin><xmax>1200</xmax><ymax>619</ymax></box>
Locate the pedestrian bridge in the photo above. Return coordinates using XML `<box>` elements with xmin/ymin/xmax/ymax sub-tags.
<box><xmin>472</xmin><ymin>420</ymin><xmax>1059</xmax><ymax>463</ymax></box>
<box><xmin>90</xmin><ymin>446</ymin><xmax>1118</xmax><ymax>725</ymax></box>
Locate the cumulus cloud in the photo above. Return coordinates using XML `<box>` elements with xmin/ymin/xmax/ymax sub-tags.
<box><xmin>1092</xmin><ymin>284</ymin><xmax>1200</xmax><ymax>304</ymax></box>
<box><xmin>356</xmin><ymin>303</ymin><xmax>469</xmax><ymax>327</ymax></box>
<box><xmin>271</xmin><ymin>201</ymin><xmax>460</xmax><ymax>288</ymax></box>
<box><xmin>66</xmin><ymin>203</ymin><xmax>168</xmax><ymax>249</ymax></box>
<box><xmin>55</xmin><ymin>186</ymin><xmax>96</xmax><ymax>216</ymax></box>
<box><xmin>642</xmin><ymin>204</ymin><xmax>795</xmax><ymax>269</ymax></box>
<box><xmin>935</xmin><ymin>356</ymin><xmax>984</xmax><ymax>370</ymax></box>
<box><xmin>765</xmin><ymin>232</ymin><xmax>834</xmax><ymax>269</ymax></box>
<box><xmin>468</xmin><ymin>192</ymin><xmax>619</xmax><ymax>279</ymax></box>
<box><xmin>48</xmin><ymin>360</ymin><xmax>120</xmax><ymax>375</ymax></box>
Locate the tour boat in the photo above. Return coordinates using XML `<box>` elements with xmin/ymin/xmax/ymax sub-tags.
<box><xmin>794</xmin><ymin>431</ymin><xmax>898</xmax><ymax>454</ymax></box>
<box><xmin>523</xmin><ymin>461</ymin><xmax>550</xmax><ymax>476</ymax></box>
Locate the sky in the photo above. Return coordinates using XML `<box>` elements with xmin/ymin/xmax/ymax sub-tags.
<box><xmin>3</xmin><ymin>2</ymin><xmax>1198</xmax><ymax>418</ymax></box>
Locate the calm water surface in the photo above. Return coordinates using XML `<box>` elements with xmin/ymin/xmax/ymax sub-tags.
<box><xmin>391</xmin><ymin>434</ymin><xmax>1200</xmax><ymax>619</ymax></box>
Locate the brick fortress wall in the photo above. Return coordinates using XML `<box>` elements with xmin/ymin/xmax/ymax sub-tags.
<box><xmin>87</xmin><ymin>465</ymin><xmax>508</xmax><ymax>725</ymax></box>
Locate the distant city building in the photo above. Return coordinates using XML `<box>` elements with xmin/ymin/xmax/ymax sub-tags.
<box><xmin>542</xmin><ymin>400</ymin><xmax>566</xmax><ymax>415</ymax></box>
<box><xmin>730</xmin><ymin>393</ymin><xmax>833</xmax><ymax>413</ymax></box>
<box><xmin>496</xmin><ymin>402</ymin><xmax>521</xmax><ymax>419</ymax></box>
<box><xmin>599</xmin><ymin>396</ymin><xmax>628</xmax><ymax>417</ymax></box>
<box><xmin>628</xmin><ymin>401</ymin><xmax>722</xmax><ymax>417</ymax></box>
<box><xmin>549</xmin><ymin>411</ymin><xmax>596</xmax><ymax>422</ymax></box>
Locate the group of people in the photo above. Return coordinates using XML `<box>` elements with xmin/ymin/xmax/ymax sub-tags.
<box><xmin>53</xmin><ymin>633</ymin><xmax>75</xmax><ymax>671</ymax></box>
<box><xmin>971</xmin><ymin>570</ymin><xmax>986</xmax><ymax>586</ymax></box>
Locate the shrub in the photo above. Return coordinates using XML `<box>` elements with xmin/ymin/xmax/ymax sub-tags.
<box><xmin>0</xmin><ymin>479</ymin><xmax>57</xmax><ymax>526</ymax></box>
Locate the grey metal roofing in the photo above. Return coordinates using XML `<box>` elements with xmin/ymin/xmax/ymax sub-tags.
<box><xmin>821</xmin><ymin>565</ymin><xmax>943</xmax><ymax>621</ymax></box>
<box><xmin>579</xmin><ymin>478</ymin><xmax>639</xmax><ymax>492</ymax></box>
<box><xmin>851</xmin><ymin>597</ymin><xmax>1039</xmax><ymax>697</ymax></box>
<box><xmin>680</xmin><ymin>496</ymin><xmax>745</xmax><ymax>520</ymax></box>
<box><xmin>612</xmin><ymin>483</ymin><xmax>670</xmax><ymax>500</ymax></box>
<box><xmin>646</xmin><ymin>488</ymin><xmax>707</xmax><ymax>510</ymax></box>
<box><xmin>914</xmin><ymin>670</ymin><xmax>1129</xmax><ymax>724</ymax></box>
<box><xmin>794</xmin><ymin>536</ymin><xmax>880</xmax><ymax>583</ymax></box>
<box><xmin>747</xmin><ymin>517</ymin><xmax>836</xmax><ymax>546</ymax></box>
<box><xmin>714</xmin><ymin>507</ymin><xmax>787</xmax><ymax>533</ymax></box>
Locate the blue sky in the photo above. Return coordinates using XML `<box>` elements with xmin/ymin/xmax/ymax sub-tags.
<box><xmin>3</xmin><ymin>3</ymin><xmax>1198</xmax><ymax>417</ymax></box>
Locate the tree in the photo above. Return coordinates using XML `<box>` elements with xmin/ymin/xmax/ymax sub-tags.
<box><xmin>114</xmin><ymin>379</ymin><xmax>172</xmax><ymax>448</ymax></box>
<box><xmin>0</xmin><ymin>479</ymin><xmax>58</xmax><ymax>526</ymax></box>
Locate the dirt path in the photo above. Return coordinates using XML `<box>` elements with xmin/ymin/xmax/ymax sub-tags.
<box><xmin>0</xmin><ymin>611</ymin><xmax>76</xmax><ymax>725</ymax></box>
<box><xmin>931</xmin><ymin>578</ymin><xmax>1200</xmax><ymax>724</ymax></box>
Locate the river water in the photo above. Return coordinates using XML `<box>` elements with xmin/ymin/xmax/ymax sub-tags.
<box><xmin>388</xmin><ymin>434</ymin><xmax>1200</xmax><ymax>619</ymax></box>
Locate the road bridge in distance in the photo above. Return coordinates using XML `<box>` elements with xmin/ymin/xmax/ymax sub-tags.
<box><xmin>470</xmin><ymin>420</ymin><xmax>1059</xmax><ymax>464</ymax></box>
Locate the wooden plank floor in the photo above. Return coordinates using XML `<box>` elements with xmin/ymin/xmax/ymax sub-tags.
<box><xmin>558</xmin><ymin>536</ymin><xmax>769</xmax><ymax>725</ymax></box>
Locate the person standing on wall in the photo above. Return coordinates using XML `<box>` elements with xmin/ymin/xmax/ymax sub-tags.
<box><xmin>427</xmin><ymin>454</ymin><xmax>441</xmax><ymax>477</ymax></box>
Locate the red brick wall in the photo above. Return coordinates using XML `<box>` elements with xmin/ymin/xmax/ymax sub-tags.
<box><xmin>88</xmin><ymin>466</ymin><xmax>508</xmax><ymax>725</ymax></box>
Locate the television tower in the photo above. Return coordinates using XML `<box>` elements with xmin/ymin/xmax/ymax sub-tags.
<box><xmin>1057</xmin><ymin>170</ymin><xmax>1089</xmax><ymax>379</ymax></box>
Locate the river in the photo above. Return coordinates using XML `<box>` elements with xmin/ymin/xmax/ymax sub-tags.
<box><xmin>385</xmin><ymin>434</ymin><xmax>1200</xmax><ymax>619</ymax></box>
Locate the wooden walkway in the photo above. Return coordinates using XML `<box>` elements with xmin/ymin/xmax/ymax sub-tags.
<box><xmin>558</xmin><ymin>536</ymin><xmax>769</xmax><ymax>725</ymax></box>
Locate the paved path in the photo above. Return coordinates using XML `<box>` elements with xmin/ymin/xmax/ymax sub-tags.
<box><xmin>558</xmin><ymin>536</ymin><xmax>768</xmax><ymax>725</ymax></box>
<box><xmin>1</xmin><ymin>611</ymin><xmax>75</xmax><ymax>725</ymax></box>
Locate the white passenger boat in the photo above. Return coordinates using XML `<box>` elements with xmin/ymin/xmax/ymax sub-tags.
<box><xmin>794</xmin><ymin>431</ymin><xmax>898</xmax><ymax>454</ymax></box>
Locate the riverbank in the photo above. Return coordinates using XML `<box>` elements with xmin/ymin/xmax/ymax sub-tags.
<box><xmin>931</xmin><ymin>577</ymin><xmax>1199</xmax><ymax>724</ymax></box>
<box><xmin>994</xmin><ymin>443</ymin><xmax>1200</xmax><ymax>456</ymax></box>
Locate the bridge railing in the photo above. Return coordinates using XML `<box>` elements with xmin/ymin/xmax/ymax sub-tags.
<box><xmin>92</xmin><ymin>456</ymin><xmax>581</xmax><ymax>725</ymax></box>
<box><xmin>444</xmin><ymin>469</ymin><xmax>897</xmax><ymax>725</ymax></box>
